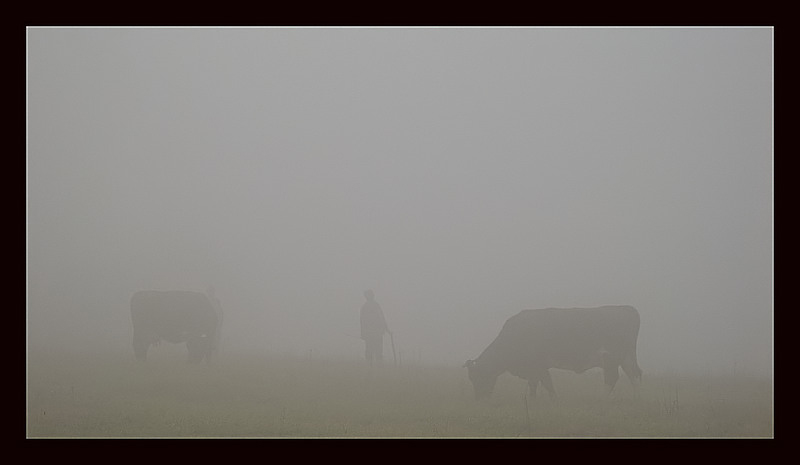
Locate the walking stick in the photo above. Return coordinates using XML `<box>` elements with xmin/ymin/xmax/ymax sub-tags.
<box><xmin>389</xmin><ymin>331</ymin><xmax>397</xmax><ymax>367</ymax></box>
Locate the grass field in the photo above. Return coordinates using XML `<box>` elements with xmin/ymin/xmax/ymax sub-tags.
<box><xmin>26</xmin><ymin>346</ymin><xmax>773</xmax><ymax>438</ymax></box>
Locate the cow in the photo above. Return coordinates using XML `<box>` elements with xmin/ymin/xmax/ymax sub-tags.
<box><xmin>130</xmin><ymin>290</ymin><xmax>220</xmax><ymax>363</ymax></box>
<box><xmin>464</xmin><ymin>306</ymin><xmax>642</xmax><ymax>400</ymax></box>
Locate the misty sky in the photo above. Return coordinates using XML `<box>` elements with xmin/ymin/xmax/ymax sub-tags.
<box><xmin>27</xmin><ymin>27</ymin><xmax>772</xmax><ymax>375</ymax></box>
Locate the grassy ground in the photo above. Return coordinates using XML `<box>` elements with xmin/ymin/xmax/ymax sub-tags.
<box><xmin>26</xmin><ymin>347</ymin><xmax>773</xmax><ymax>438</ymax></box>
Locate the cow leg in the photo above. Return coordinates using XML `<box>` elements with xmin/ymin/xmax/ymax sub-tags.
<box><xmin>527</xmin><ymin>378</ymin><xmax>538</xmax><ymax>398</ymax></box>
<box><xmin>132</xmin><ymin>330</ymin><xmax>151</xmax><ymax>361</ymax></box>
<box><xmin>603</xmin><ymin>363</ymin><xmax>620</xmax><ymax>393</ymax></box>
<box><xmin>621</xmin><ymin>353</ymin><xmax>642</xmax><ymax>386</ymax></box>
<box><xmin>540</xmin><ymin>369</ymin><xmax>557</xmax><ymax>400</ymax></box>
<box><xmin>621</xmin><ymin>354</ymin><xmax>642</xmax><ymax>399</ymax></box>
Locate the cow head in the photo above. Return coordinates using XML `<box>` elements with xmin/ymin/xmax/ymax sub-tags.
<box><xmin>464</xmin><ymin>359</ymin><xmax>498</xmax><ymax>401</ymax></box>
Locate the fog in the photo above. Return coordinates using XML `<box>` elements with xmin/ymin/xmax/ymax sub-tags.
<box><xmin>27</xmin><ymin>27</ymin><xmax>772</xmax><ymax>377</ymax></box>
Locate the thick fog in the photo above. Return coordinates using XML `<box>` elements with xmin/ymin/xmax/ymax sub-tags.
<box><xmin>27</xmin><ymin>27</ymin><xmax>772</xmax><ymax>376</ymax></box>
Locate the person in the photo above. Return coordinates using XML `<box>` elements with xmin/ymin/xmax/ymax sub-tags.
<box><xmin>206</xmin><ymin>285</ymin><xmax>223</xmax><ymax>355</ymax></box>
<box><xmin>360</xmin><ymin>289</ymin><xmax>390</xmax><ymax>367</ymax></box>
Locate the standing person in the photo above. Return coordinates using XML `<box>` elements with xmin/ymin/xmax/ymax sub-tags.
<box><xmin>360</xmin><ymin>289</ymin><xmax>389</xmax><ymax>367</ymax></box>
<box><xmin>206</xmin><ymin>285</ymin><xmax>223</xmax><ymax>356</ymax></box>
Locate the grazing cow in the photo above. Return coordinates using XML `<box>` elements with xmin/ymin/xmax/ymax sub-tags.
<box><xmin>464</xmin><ymin>306</ymin><xmax>642</xmax><ymax>400</ymax></box>
<box><xmin>130</xmin><ymin>290</ymin><xmax>220</xmax><ymax>363</ymax></box>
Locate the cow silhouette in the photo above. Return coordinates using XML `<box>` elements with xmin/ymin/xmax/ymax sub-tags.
<box><xmin>130</xmin><ymin>290</ymin><xmax>220</xmax><ymax>363</ymax></box>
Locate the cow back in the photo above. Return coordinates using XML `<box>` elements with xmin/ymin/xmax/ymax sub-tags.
<box><xmin>491</xmin><ymin>306</ymin><xmax>640</xmax><ymax>373</ymax></box>
<box><xmin>131</xmin><ymin>290</ymin><xmax>218</xmax><ymax>342</ymax></box>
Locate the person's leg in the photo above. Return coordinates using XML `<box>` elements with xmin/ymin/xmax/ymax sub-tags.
<box><xmin>375</xmin><ymin>336</ymin><xmax>383</xmax><ymax>363</ymax></box>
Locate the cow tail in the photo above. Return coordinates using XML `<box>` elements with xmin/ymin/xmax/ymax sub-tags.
<box><xmin>630</xmin><ymin>349</ymin><xmax>643</xmax><ymax>381</ymax></box>
<box><xmin>625</xmin><ymin>307</ymin><xmax>643</xmax><ymax>382</ymax></box>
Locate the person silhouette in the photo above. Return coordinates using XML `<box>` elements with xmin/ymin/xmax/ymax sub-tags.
<box><xmin>360</xmin><ymin>289</ymin><xmax>389</xmax><ymax>367</ymax></box>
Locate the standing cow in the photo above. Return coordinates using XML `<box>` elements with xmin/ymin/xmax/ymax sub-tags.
<box><xmin>464</xmin><ymin>306</ymin><xmax>642</xmax><ymax>400</ymax></box>
<box><xmin>130</xmin><ymin>290</ymin><xmax>220</xmax><ymax>363</ymax></box>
